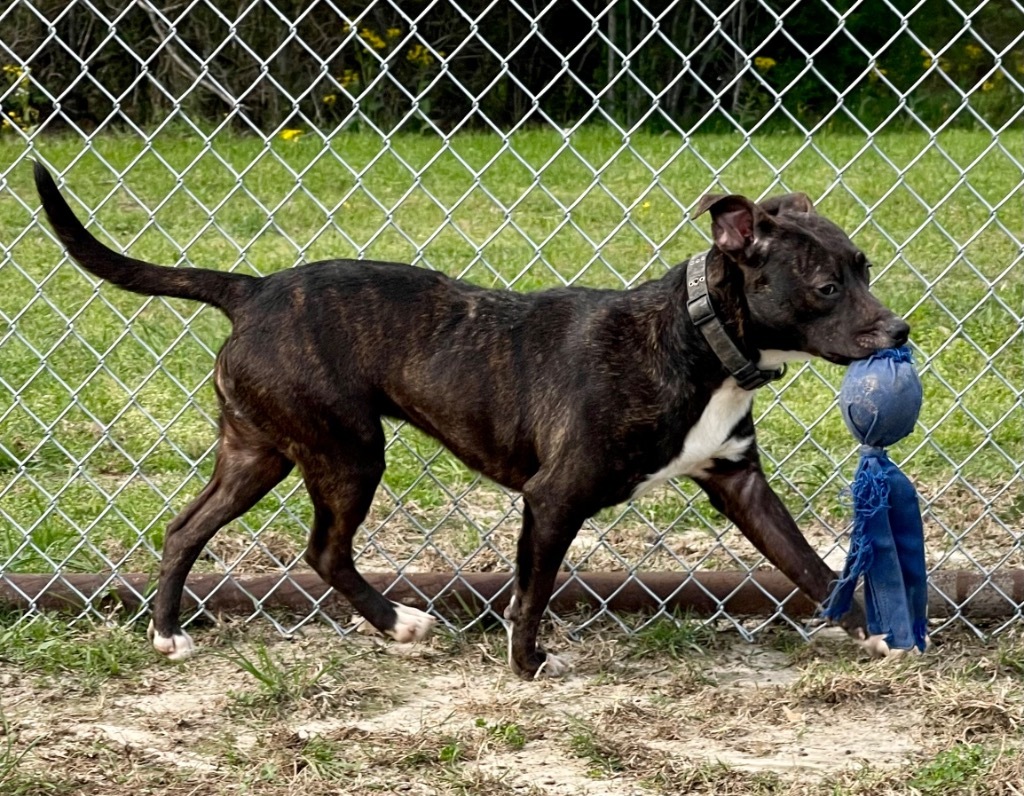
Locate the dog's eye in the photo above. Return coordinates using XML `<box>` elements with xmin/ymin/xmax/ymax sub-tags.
<box><xmin>818</xmin><ymin>284</ymin><xmax>839</xmax><ymax>296</ymax></box>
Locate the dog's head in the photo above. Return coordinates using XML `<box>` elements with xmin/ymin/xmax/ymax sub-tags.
<box><xmin>695</xmin><ymin>193</ymin><xmax>909</xmax><ymax>365</ymax></box>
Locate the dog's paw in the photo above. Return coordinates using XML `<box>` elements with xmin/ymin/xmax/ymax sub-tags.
<box><xmin>147</xmin><ymin>620</ymin><xmax>196</xmax><ymax>662</ymax></box>
<box><xmin>352</xmin><ymin>604</ymin><xmax>436</xmax><ymax>643</ymax></box>
<box><xmin>386</xmin><ymin>604</ymin><xmax>436</xmax><ymax>643</ymax></box>
<box><xmin>859</xmin><ymin>633</ymin><xmax>929</xmax><ymax>659</ymax></box>
<box><xmin>533</xmin><ymin>652</ymin><xmax>571</xmax><ymax>679</ymax></box>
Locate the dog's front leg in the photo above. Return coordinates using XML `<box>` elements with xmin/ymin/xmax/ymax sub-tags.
<box><xmin>694</xmin><ymin>461</ymin><xmax>869</xmax><ymax>642</ymax></box>
<box><xmin>505</xmin><ymin>495</ymin><xmax>586</xmax><ymax>680</ymax></box>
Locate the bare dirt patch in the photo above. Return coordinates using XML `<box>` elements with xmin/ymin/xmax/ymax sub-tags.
<box><xmin>2</xmin><ymin>620</ymin><xmax>1023</xmax><ymax>795</ymax></box>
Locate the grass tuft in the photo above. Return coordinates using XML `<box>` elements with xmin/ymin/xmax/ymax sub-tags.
<box><xmin>566</xmin><ymin>716</ymin><xmax>626</xmax><ymax>777</ymax></box>
<box><xmin>628</xmin><ymin>614</ymin><xmax>717</xmax><ymax>660</ymax></box>
<box><xmin>909</xmin><ymin>743</ymin><xmax>993</xmax><ymax>794</ymax></box>
<box><xmin>0</xmin><ymin>614</ymin><xmax>150</xmax><ymax>691</ymax></box>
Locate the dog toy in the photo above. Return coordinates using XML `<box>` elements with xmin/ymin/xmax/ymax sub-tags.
<box><xmin>822</xmin><ymin>345</ymin><xmax>929</xmax><ymax>653</ymax></box>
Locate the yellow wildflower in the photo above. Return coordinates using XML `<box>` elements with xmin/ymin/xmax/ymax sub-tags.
<box><xmin>339</xmin><ymin>69</ymin><xmax>360</xmax><ymax>88</ymax></box>
<box><xmin>982</xmin><ymin>81</ymin><xmax>995</xmax><ymax>92</ymax></box>
<box><xmin>360</xmin><ymin>27</ymin><xmax>387</xmax><ymax>50</ymax></box>
<box><xmin>754</xmin><ymin>56</ymin><xmax>776</xmax><ymax>72</ymax></box>
<box><xmin>965</xmin><ymin>44</ymin><xmax>982</xmax><ymax>59</ymax></box>
<box><xmin>280</xmin><ymin>128</ymin><xmax>303</xmax><ymax>141</ymax></box>
<box><xmin>923</xmin><ymin>57</ymin><xmax>933</xmax><ymax>69</ymax></box>
<box><xmin>386</xmin><ymin>27</ymin><xmax>401</xmax><ymax>39</ymax></box>
<box><xmin>323</xmin><ymin>94</ymin><xmax>337</xmax><ymax>105</ymax></box>
<box><xmin>406</xmin><ymin>44</ymin><xmax>434</xmax><ymax>68</ymax></box>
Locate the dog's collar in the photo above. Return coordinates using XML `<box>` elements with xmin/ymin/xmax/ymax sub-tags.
<box><xmin>685</xmin><ymin>250</ymin><xmax>785</xmax><ymax>391</ymax></box>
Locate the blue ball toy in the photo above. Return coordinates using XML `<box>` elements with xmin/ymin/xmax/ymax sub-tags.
<box><xmin>840</xmin><ymin>348</ymin><xmax>923</xmax><ymax>448</ymax></box>
<box><xmin>823</xmin><ymin>346</ymin><xmax>929</xmax><ymax>653</ymax></box>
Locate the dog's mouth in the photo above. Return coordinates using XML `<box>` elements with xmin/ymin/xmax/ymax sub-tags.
<box><xmin>816</xmin><ymin>320</ymin><xmax>911</xmax><ymax>367</ymax></box>
<box><xmin>820</xmin><ymin>338</ymin><xmax>908</xmax><ymax>367</ymax></box>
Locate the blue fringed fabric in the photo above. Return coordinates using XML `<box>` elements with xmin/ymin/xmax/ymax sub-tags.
<box><xmin>822</xmin><ymin>346</ymin><xmax>929</xmax><ymax>652</ymax></box>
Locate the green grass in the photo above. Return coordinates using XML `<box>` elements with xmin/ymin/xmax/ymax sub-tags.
<box><xmin>567</xmin><ymin>715</ymin><xmax>626</xmax><ymax>777</ymax></box>
<box><xmin>627</xmin><ymin>614</ymin><xmax>717</xmax><ymax>661</ymax></box>
<box><xmin>475</xmin><ymin>717</ymin><xmax>527</xmax><ymax>750</ymax></box>
<box><xmin>909</xmin><ymin>743</ymin><xmax>996</xmax><ymax>794</ymax></box>
<box><xmin>0</xmin><ymin>125</ymin><xmax>1020</xmax><ymax>575</ymax></box>
<box><xmin>0</xmin><ymin>709</ymin><xmax>48</xmax><ymax>796</ymax></box>
<box><xmin>0</xmin><ymin>612</ymin><xmax>151</xmax><ymax>690</ymax></box>
<box><xmin>217</xmin><ymin>640</ymin><xmax>387</xmax><ymax>719</ymax></box>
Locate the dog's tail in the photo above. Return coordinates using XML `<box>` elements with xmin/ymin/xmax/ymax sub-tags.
<box><xmin>34</xmin><ymin>162</ymin><xmax>255</xmax><ymax>318</ymax></box>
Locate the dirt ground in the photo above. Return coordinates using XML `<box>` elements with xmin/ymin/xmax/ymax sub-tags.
<box><xmin>2</xmin><ymin>616</ymin><xmax>1023</xmax><ymax>796</ymax></box>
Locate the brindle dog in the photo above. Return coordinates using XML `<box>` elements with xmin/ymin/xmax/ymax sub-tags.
<box><xmin>34</xmin><ymin>163</ymin><xmax>908</xmax><ymax>678</ymax></box>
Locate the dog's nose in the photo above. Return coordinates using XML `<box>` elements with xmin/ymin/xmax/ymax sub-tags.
<box><xmin>886</xmin><ymin>317</ymin><xmax>910</xmax><ymax>347</ymax></box>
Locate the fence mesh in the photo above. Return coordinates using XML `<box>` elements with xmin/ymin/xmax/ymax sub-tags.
<box><xmin>0</xmin><ymin>0</ymin><xmax>1021</xmax><ymax>642</ymax></box>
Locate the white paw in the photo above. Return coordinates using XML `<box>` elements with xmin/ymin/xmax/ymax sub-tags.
<box><xmin>503</xmin><ymin>594</ymin><xmax>518</xmax><ymax>621</ymax></box>
<box><xmin>859</xmin><ymin>633</ymin><xmax>926</xmax><ymax>659</ymax></box>
<box><xmin>859</xmin><ymin>633</ymin><xmax>890</xmax><ymax>657</ymax></box>
<box><xmin>503</xmin><ymin>598</ymin><xmax>517</xmax><ymax>667</ymax></box>
<box><xmin>148</xmin><ymin>620</ymin><xmax>196</xmax><ymax>662</ymax></box>
<box><xmin>387</xmin><ymin>604</ymin><xmax>436</xmax><ymax>643</ymax></box>
<box><xmin>534</xmin><ymin>652</ymin><xmax>570</xmax><ymax>679</ymax></box>
<box><xmin>351</xmin><ymin>604</ymin><xmax>435</xmax><ymax>642</ymax></box>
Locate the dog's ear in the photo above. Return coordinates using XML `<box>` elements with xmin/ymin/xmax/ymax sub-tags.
<box><xmin>694</xmin><ymin>194</ymin><xmax>773</xmax><ymax>259</ymax></box>
<box><xmin>760</xmin><ymin>192</ymin><xmax>816</xmax><ymax>216</ymax></box>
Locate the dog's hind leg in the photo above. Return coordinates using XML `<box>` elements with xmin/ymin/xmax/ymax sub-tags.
<box><xmin>301</xmin><ymin>437</ymin><xmax>436</xmax><ymax>644</ymax></box>
<box><xmin>150</xmin><ymin>418</ymin><xmax>293</xmax><ymax>660</ymax></box>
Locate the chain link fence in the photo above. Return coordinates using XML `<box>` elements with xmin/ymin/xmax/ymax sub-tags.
<box><xmin>0</xmin><ymin>0</ymin><xmax>1021</xmax><ymax>642</ymax></box>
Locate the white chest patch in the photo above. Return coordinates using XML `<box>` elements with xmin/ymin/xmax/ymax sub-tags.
<box><xmin>633</xmin><ymin>378</ymin><xmax>755</xmax><ymax>497</ymax></box>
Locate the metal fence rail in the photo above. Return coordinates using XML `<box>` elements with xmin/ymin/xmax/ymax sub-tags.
<box><xmin>1</xmin><ymin>0</ymin><xmax>1021</xmax><ymax>642</ymax></box>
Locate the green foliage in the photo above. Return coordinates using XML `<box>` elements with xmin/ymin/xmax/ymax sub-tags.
<box><xmin>909</xmin><ymin>743</ymin><xmax>993</xmax><ymax>793</ymax></box>
<box><xmin>297</xmin><ymin>735</ymin><xmax>356</xmax><ymax>780</ymax></box>
<box><xmin>567</xmin><ymin>716</ymin><xmax>624</xmax><ymax>777</ymax></box>
<box><xmin>628</xmin><ymin>615</ymin><xmax>716</xmax><ymax>661</ymax></box>
<box><xmin>396</xmin><ymin>735</ymin><xmax>466</xmax><ymax>770</ymax></box>
<box><xmin>0</xmin><ymin>65</ymin><xmax>39</xmax><ymax>136</ymax></box>
<box><xmin>476</xmin><ymin>718</ymin><xmax>527</xmax><ymax>749</ymax></box>
<box><xmin>0</xmin><ymin>614</ymin><xmax>150</xmax><ymax>688</ymax></box>
<box><xmin>0</xmin><ymin>709</ymin><xmax>47</xmax><ymax>796</ymax></box>
<box><xmin>746</xmin><ymin>0</ymin><xmax>1024</xmax><ymax>131</ymax></box>
<box><xmin>219</xmin><ymin>641</ymin><xmax>346</xmax><ymax>717</ymax></box>
<box><xmin>0</xmin><ymin>0</ymin><xmax>1018</xmax><ymax>133</ymax></box>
